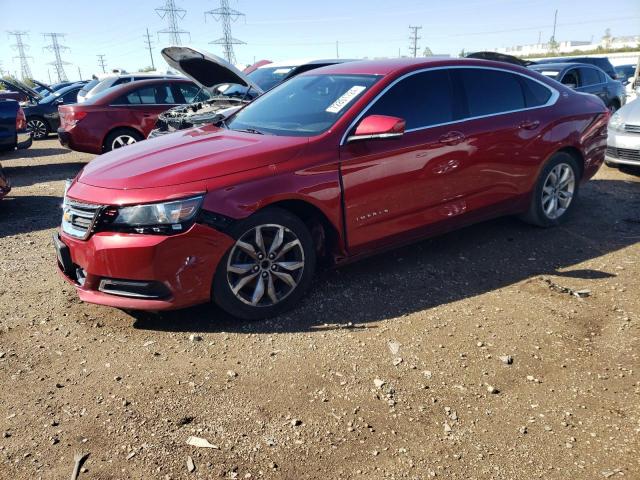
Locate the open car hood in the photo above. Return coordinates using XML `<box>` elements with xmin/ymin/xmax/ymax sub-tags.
<box><xmin>31</xmin><ymin>80</ymin><xmax>55</xmax><ymax>94</ymax></box>
<box><xmin>0</xmin><ymin>79</ymin><xmax>42</xmax><ymax>102</ymax></box>
<box><xmin>161</xmin><ymin>46</ymin><xmax>263</xmax><ymax>95</ymax></box>
<box><xmin>466</xmin><ymin>51</ymin><xmax>536</xmax><ymax>67</ymax></box>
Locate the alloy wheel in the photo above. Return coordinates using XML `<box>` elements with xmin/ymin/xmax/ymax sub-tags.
<box><xmin>111</xmin><ymin>135</ymin><xmax>138</xmax><ymax>149</ymax></box>
<box><xmin>27</xmin><ymin>119</ymin><xmax>47</xmax><ymax>139</ymax></box>
<box><xmin>541</xmin><ymin>163</ymin><xmax>576</xmax><ymax>220</ymax></box>
<box><xmin>226</xmin><ymin>224</ymin><xmax>305</xmax><ymax>307</ymax></box>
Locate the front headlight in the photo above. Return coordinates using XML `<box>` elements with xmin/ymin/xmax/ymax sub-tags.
<box><xmin>608</xmin><ymin>112</ymin><xmax>625</xmax><ymax>132</ymax></box>
<box><xmin>105</xmin><ymin>196</ymin><xmax>204</xmax><ymax>234</ymax></box>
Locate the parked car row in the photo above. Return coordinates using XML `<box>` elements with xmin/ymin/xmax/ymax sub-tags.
<box><xmin>54</xmin><ymin>56</ymin><xmax>611</xmax><ymax>320</ymax></box>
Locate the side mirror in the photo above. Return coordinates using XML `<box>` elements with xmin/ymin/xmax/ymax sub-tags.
<box><xmin>347</xmin><ymin>115</ymin><xmax>405</xmax><ymax>143</ymax></box>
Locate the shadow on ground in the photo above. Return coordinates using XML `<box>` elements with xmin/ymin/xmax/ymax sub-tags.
<box><xmin>132</xmin><ymin>177</ymin><xmax>640</xmax><ymax>334</ymax></box>
<box><xmin>2</xmin><ymin>161</ymin><xmax>85</xmax><ymax>189</ymax></box>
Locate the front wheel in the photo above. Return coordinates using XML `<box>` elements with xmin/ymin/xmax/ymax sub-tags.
<box><xmin>26</xmin><ymin>117</ymin><xmax>49</xmax><ymax>140</ymax></box>
<box><xmin>521</xmin><ymin>152</ymin><xmax>580</xmax><ymax>227</ymax></box>
<box><xmin>213</xmin><ymin>207</ymin><xmax>316</xmax><ymax>320</ymax></box>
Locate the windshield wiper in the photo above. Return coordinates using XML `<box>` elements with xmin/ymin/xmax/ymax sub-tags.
<box><xmin>233</xmin><ymin>127</ymin><xmax>265</xmax><ymax>135</ymax></box>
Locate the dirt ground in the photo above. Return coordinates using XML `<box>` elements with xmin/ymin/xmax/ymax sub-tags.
<box><xmin>0</xmin><ymin>138</ymin><xmax>638</xmax><ymax>480</ymax></box>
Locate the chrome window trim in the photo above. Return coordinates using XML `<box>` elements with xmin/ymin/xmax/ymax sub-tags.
<box><xmin>340</xmin><ymin>65</ymin><xmax>560</xmax><ymax>146</ymax></box>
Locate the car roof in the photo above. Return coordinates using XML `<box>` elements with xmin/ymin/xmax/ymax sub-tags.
<box><xmin>258</xmin><ymin>58</ymin><xmax>353</xmax><ymax>68</ymax></box>
<box><xmin>303</xmin><ymin>57</ymin><xmax>532</xmax><ymax>77</ymax></box>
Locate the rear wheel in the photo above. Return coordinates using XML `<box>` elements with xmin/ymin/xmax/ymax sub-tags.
<box><xmin>521</xmin><ymin>152</ymin><xmax>580</xmax><ymax>227</ymax></box>
<box><xmin>103</xmin><ymin>129</ymin><xmax>143</xmax><ymax>152</ymax></box>
<box><xmin>26</xmin><ymin>117</ymin><xmax>49</xmax><ymax>140</ymax></box>
<box><xmin>213</xmin><ymin>208</ymin><xmax>316</xmax><ymax>320</ymax></box>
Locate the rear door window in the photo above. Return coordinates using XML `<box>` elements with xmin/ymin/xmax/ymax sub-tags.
<box><xmin>116</xmin><ymin>85</ymin><xmax>176</xmax><ymax>105</ymax></box>
<box><xmin>456</xmin><ymin>69</ymin><xmax>525</xmax><ymax>117</ymax></box>
<box><xmin>579</xmin><ymin>67</ymin><xmax>602</xmax><ymax>86</ymax></box>
<box><xmin>366</xmin><ymin>70</ymin><xmax>455</xmax><ymax>130</ymax></box>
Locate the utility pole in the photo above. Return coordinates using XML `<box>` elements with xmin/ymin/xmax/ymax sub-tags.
<box><xmin>97</xmin><ymin>54</ymin><xmax>107</xmax><ymax>73</ymax></box>
<box><xmin>7</xmin><ymin>31</ymin><xmax>33</xmax><ymax>80</ymax></box>
<box><xmin>155</xmin><ymin>0</ymin><xmax>189</xmax><ymax>45</ymax></box>
<box><xmin>144</xmin><ymin>28</ymin><xmax>156</xmax><ymax>70</ymax></box>
<box><xmin>549</xmin><ymin>9</ymin><xmax>559</xmax><ymax>53</ymax></box>
<box><xmin>47</xmin><ymin>69</ymin><xmax>52</xmax><ymax>84</ymax></box>
<box><xmin>77</xmin><ymin>66</ymin><xmax>82</xmax><ymax>80</ymax></box>
<box><xmin>409</xmin><ymin>25</ymin><xmax>422</xmax><ymax>58</ymax></box>
<box><xmin>336</xmin><ymin>40</ymin><xmax>339</xmax><ymax>58</ymax></box>
<box><xmin>205</xmin><ymin>0</ymin><xmax>245</xmax><ymax>65</ymax></box>
<box><xmin>43</xmin><ymin>33</ymin><xmax>70</xmax><ymax>82</ymax></box>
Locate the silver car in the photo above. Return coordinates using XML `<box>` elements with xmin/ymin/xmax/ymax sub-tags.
<box><xmin>606</xmin><ymin>98</ymin><xmax>640</xmax><ymax>172</ymax></box>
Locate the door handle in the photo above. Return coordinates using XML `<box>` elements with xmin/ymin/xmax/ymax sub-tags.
<box><xmin>439</xmin><ymin>131</ymin><xmax>465</xmax><ymax>145</ymax></box>
<box><xmin>519</xmin><ymin>120</ymin><xmax>540</xmax><ymax>130</ymax></box>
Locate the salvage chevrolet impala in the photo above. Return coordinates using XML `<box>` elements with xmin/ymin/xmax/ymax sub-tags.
<box><xmin>54</xmin><ymin>58</ymin><xmax>609</xmax><ymax>319</ymax></box>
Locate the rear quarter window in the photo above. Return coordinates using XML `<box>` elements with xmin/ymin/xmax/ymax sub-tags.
<box><xmin>520</xmin><ymin>77</ymin><xmax>552</xmax><ymax>107</ymax></box>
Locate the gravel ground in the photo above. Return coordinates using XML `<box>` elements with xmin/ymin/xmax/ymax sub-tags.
<box><xmin>0</xmin><ymin>139</ymin><xmax>639</xmax><ymax>480</ymax></box>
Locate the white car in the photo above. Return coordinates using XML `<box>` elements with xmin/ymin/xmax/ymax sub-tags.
<box><xmin>606</xmin><ymin>97</ymin><xmax>640</xmax><ymax>172</ymax></box>
<box><xmin>77</xmin><ymin>71</ymin><xmax>182</xmax><ymax>103</ymax></box>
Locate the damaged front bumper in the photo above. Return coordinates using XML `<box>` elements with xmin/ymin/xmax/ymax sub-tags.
<box><xmin>54</xmin><ymin>223</ymin><xmax>235</xmax><ymax>311</ymax></box>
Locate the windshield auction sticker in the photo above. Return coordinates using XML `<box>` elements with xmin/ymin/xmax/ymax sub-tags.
<box><xmin>326</xmin><ymin>86</ymin><xmax>366</xmax><ymax>113</ymax></box>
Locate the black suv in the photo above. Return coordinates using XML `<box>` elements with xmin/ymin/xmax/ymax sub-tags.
<box><xmin>536</xmin><ymin>57</ymin><xmax>618</xmax><ymax>79</ymax></box>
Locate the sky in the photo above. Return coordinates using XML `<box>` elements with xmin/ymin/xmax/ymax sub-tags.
<box><xmin>0</xmin><ymin>0</ymin><xmax>639</xmax><ymax>83</ymax></box>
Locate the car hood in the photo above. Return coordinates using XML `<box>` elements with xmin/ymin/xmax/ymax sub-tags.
<box><xmin>78</xmin><ymin>126</ymin><xmax>308</xmax><ymax>190</ymax></box>
<box><xmin>0</xmin><ymin>79</ymin><xmax>42</xmax><ymax>102</ymax></box>
<box><xmin>31</xmin><ymin>80</ymin><xmax>55</xmax><ymax>95</ymax></box>
<box><xmin>161</xmin><ymin>46</ymin><xmax>263</xmax><ymax>95</ymax></box>
<box><xmin>616</xmin><ymin>98</ymin><xmax>640</xmax><ymax>123</ymax></box>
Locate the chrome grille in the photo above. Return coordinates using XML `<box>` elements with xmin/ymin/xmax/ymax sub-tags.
<box><xmin>624</xmin><ymin>124</ymin><xmax>640</xmax><ymax>134</ymax></box>
<box><xmin>606</xmin><ymin>147</ymin><xmax>640</xmax><ymax>162</ymax></box>
<box><xmin>61</xmin><ymin>198</ymin><xmax>103</xmax><ymax>239</ymax></box>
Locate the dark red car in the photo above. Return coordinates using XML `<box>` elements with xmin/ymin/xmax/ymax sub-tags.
<box><xmin>57</xmin><ymin>78</ymin><xmax>199</xmax><ymax>153</ymax></box>
<box><xmin>54</xmin><ymin>58</ymin><xmax>609</xmax><ymax>320</ymax></box>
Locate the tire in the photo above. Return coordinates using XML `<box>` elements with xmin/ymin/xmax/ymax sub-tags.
<box><xmin>26</xmin><ymin>117</ymin><xmax>49</xmax><ymax>140</ymax></box>
<box><xmin>520</xmin><ymin>152</ymin><xmax>581</xmax><ymax>228</ymax></box>
<box><xmin>103</xmin><ymin>128</ymin><xmax>144</xmax><ymax>152</ymax></box>
<box><xmin>213</xmin><ymin>207</ymin><xmax>316</xmax><ymax>320</ymax></box>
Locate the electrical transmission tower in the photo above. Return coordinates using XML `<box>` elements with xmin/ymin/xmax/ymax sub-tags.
<box><xmin>155</xmin><ymin>0</ymin><xmax>189</xmax><ymax>45</ymax></box>
<box><xmin>97</xmin><ymin>54</ymin><xmax>107</xmax><ymax>73</ymax></box>
<box><xmin>409</xmin><ymin>26</ymin><xmax>422</xmax><ymax>58</ymax></box>
<box><xmin>43</xmin><ymin>33</ymin><xmax>70</xmax><ymax>82</ymax></box>
<box><xmin>205</xmin><ymin>0</ymin><xmax>245</xmax><ymax>65</ymax></box>
<box><xmin>7</xmin><ymin>31</ymin><xmax>33</xmax><ymax>80</ymax></box>
<box><xmin>144</xmin><ymin>28</ymin><xmax>156</xmax><ymax>70</ymax></box>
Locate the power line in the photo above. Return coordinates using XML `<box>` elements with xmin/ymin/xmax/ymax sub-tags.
<box><xmin>155</xmin><ymin>0</ymin><xmax>189</xmax><ymax>46</ymax></box>
<box><xmin>42</xmin><ymin>33</ymin><xmax>70</xmax><ymax>82</ymax></box>
<box><xmin>144</xmin><ymin>28</ymin><xmax>155</xmax><ymax>70</ymax></box>
<box><xmin>7</xmin><ymin>31</ymin><xmax>33</xmax><ymax>80</ymax></box>
<box><xmin>205</xmin><ymin>0</ymin><xmax>245</xmax><ymax>65</ymax></box>
<box><xmin>97</xmin><ymin>54</ymin><xmax>107</xmax><ymax>73</ymax></box>
<box><xmin>409</xmin><ymin>25</ymin><xmax>422</xmax><ymax>58</ymax></box>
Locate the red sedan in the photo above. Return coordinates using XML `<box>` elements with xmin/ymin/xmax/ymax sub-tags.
<box><xmin>54</xmin><ymin>58</ymin><xmax>609</xmax><ymax>319</ymax></box>
<box><xmin>57</xmin><ymin>78</ymin><xmax>200</xmax><ymax>154</ymax></box>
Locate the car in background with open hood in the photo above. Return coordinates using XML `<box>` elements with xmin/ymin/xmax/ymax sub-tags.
<box><xmin>0</xmin><ymin>78</ymin><xmax>43</xmax><ymax>104</ymax></box>
<box><xmin>149</xmin><ymin>46</ymin><xmax>352</xmax><ymax>137</ymax></box>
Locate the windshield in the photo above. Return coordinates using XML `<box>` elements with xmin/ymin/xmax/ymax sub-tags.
<box><xmin>227</xmin><ymin>74</ymin><xmax>379</xmax><ymax>137</ymax></box>
<box><xmin>530</xmin><ymin>67</ymin><xmax>561</xmax><ymax>79</ymax></box>
<box><xmin>80</xmin><ymin>79</ymin><xmax>100</xmax><ymax>93</ymax></box>
<box><xmin>248</xmin><ymin>66</ymin><xmax>296</xmax><ymax>91</ymax></box>
<box><xmin>40</xmin><ymin>85</ymin><xmax>78</xmax><ymax>104</ymax></box>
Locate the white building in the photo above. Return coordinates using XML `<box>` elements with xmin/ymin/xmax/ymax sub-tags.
<box><xmin>494</xmin><ymin>35</ymin><xmax>640</xmax><ymax>57</ymax></box>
